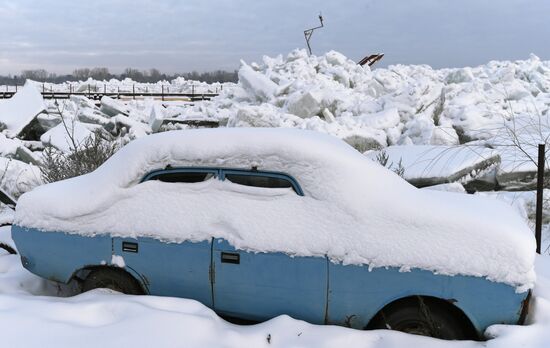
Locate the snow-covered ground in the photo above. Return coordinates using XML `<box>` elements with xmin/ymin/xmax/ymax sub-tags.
<box><xmin>0</xmin><ymin>49</ymin><xmax>549</xmax><ymax>346</ymax></box>
<box><xmin>0</xmin><ymin>226</ymin><xmax>548</xmax><ymax>348</ymax></box>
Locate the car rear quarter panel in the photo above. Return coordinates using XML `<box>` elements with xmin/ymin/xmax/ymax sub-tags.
<box><xmin>328</xmin><ymin>262</ymin><xmax>528</xmax><ymax>334</ymax></box>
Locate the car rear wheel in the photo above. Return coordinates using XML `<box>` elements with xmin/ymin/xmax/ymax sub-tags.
<box><xmin>82</xmin><ymin>268</ymin><xmax>144</xmax><ymax>295</ymax></box>
<box><xmin>368</xmin><ymin>297</ymin><xmax>473</xmax><ymax>340</ymax></box>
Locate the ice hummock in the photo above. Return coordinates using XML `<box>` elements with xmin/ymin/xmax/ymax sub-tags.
<box><xmin>0</xmin><ymin>83</ymin><xmax>45</xmax><ymax>138</ymax></box>
<box><xmin>40</xmin><ymin>120</ymin><xmax>96</xmax><ymax>153</ymax></box>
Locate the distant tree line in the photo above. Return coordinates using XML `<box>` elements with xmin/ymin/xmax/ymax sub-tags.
<box><xmin>0</xmin><ymin>68</ymin><xmax>238</xmax><ymax>85</ymax></box>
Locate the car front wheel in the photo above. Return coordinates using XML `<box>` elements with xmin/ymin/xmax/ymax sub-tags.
<box><xmin>82</xmin><ymin>268</ymin><xmax>144</xmax><ymax>295</ymax></box>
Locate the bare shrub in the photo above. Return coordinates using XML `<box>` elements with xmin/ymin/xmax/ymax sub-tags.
<box><xmin>375</xmin><ymin>150</ymin><xmax>389</xmax><ymax>167</ymax></box>
<box><xmin>393</xmin><ymin>158</ymin><xmax>406</xmax><ymax>177</ymax></box>
<box><xmin>375</xmin><ymin>149</ymin><xmax>406</xmax><ymax>178</ymax></box>
<box><xmin>40</xmin><ymin>130</ymin><xmax>118</xmax><ymax>183</ymax></box>
<box><xmin>40</xmin><ymin>102</ymin><xmax>118</xmax><ymax>183</ymax></box>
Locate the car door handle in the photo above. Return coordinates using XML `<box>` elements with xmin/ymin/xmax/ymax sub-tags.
<box><xmin>221</xmin><ymin>252</ymin><xmax>240</xmax><ymax>264</ymax></box>
<box><xmin>122</xmin><ymin>242</ymin><xmax>138</xmax><ymax>253</ymax></box>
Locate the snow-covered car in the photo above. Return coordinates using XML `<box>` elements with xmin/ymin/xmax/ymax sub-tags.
<box><xmin>12</xmin><ymin>128</ymin><xmax>535</xmax><ymax>340</ymax></box>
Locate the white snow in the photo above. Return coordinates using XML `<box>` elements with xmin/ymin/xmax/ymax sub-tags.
<box><xmin>0</xmin><ymin>49</ymin><xmax>549</xmax><ymax>346</ymax></box>
<box><xmin>366</xmin><ymin>145</ymin><xmax>500</xmax><ymax>186</ymax></box>
<box><xmin>12</xmin><ymin>76</ymin><xmax>226</xmax><ymax>95</ymax></box>
<box><xmin>0</xmin><ymin>223</ymin><xmax>548</xmax><ymax>347</ymax></box>
<box><xmin>6</xmin><ymin>50</ymin><xmax>549</xmax><ymax>192</ymax></box>
<box><xmin>0</xmin><ymin>82</ymin><xmax>45</xmax><ymax>138</ymax></box>
<box><xmin>0</xmin><ymin>133</ymin><xmax>24</xmax><ymax>156</ymax></box>
<box><xmin>40</xmin><ymin>119</ymin><xmax>95</xmax><ymax>153</ymax></box>
<box><xmin>14</xmin><ymin>128</ymin><xmax>535</xmax><ymax>290</ymax></box>
<box><xmin>110</xmin><ymin>255</ymin><xmax>125</xmax><ymax>268</ymax></box>
<box><xmin>238</xmin><ymin>61</ymin><xmax>278</xmax><ymax>102</ymax></box>
<box><xmin>99</xmin><ymin>96</ymin><xmax>129</xmax><ymax>117</ymax></box>
<box><xmin>422</xmin><ymin>182</ymin><xmax>467</xmax><ymax>193</ymax></box>
<box><xmin>160</xmin><ymin>50</ymin><xmax>550</xmax><ymax>154</ymax></box>
<box><xmin>148</xmin><ymin>103</ymin><xmax>165</xmax><ymax>132</ymax></box>
<box><xmin>0</xmin><ymin>157</ymin><xmax>42</xmax><ymax>198</ymax></box>
<box><xmin>111</xmin><ymin>114</ymin><xmax>152</xmax><ymax>139</ymax></box>
<box><xmin>4</xmin><ymin>50</ymin><xmax>550</xmax><ymax>157</ymax></box>
<box><xmin>0</xmin><ymin>205</ymin><xmax>14</xmax><ymax>226</ymax></box>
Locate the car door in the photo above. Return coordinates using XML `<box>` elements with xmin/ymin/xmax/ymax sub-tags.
<box><xmin>212</xmin><ymin>170</ymin><xmax>328</xmax><ymax>323</ymax></box>
<box><xmin>112</xmin><ymin>168</ymin><xmax>218</xmax><ymax>307</ymax></box>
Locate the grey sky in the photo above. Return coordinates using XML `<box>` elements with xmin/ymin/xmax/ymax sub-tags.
<box><xmin>0</xmin><ymin>0</ymin><xmax>549</xmax><ymax>75</ymax></box>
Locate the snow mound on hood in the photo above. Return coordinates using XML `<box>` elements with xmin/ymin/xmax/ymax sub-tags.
<box><xmin>14</xmin><ymin>128</ymin><xmax>536</xmax><ymax>290</ymax></box>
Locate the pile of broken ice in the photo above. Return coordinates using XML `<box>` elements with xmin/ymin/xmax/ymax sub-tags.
<box><xmin>179</xmin><ymin>49</ymin><xmax>550</xmax><ymax>193</ymax></box>
<box><xmin>1</xmin><ymin>49</ymin><xmax>550</xmax><ymax>209</ymax></box>
<box><xmin>0</xmin><ymin>83</ymin><xmax>215</xmax><ymax>200</ymax></box>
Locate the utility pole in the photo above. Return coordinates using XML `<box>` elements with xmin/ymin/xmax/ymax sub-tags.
<box><xmin>304</xmin><ymin>14</ymin><xmax>324</xmax><ymax>55</ymax></box>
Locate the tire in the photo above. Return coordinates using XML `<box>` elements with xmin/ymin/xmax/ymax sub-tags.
<box><xmin>368</xmin><ymin>297</ymin><xmax>472</xmax><ymax>340</ymax></box>
<box><xmin>82</xmin><ymin>268</ymin><xmax>144</xmax><ymax>295</ymax></box>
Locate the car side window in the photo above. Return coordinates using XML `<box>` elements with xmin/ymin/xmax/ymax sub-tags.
<box><xmin>145</xmin><ymin>171</ymin><xmax>216</xmax><ymax>183</ymax></box>
<box><xmin>223</xmin><ymin>171</ymin><xmax>303</xmax><ymax>195</ymax></box>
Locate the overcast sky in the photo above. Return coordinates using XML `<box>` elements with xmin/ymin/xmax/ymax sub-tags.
<box><xmin>0</xmin><ymin>0</ymin><xmax>549</xmax><ymax>75</ymax></box>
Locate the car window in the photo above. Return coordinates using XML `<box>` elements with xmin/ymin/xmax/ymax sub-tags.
<box><xmin>224</xmin><ymin>172</ymin><xmax>301</xmax><ymax>194</ymax></box>
<box><xmin>146</xmin><ymin>171</ymin><xmax>215</xmax><ymax>183</ymax></box>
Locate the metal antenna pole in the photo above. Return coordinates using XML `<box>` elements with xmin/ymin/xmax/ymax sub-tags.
<box><xmin>304</xmin><ymin>14</ymin><xmax>324</xmax><ymax>55</ymax></box>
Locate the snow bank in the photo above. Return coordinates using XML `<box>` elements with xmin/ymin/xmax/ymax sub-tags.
<box><xmin>0</xmin><ymin>83</ymin><xmax>45</xmax><ymax>138</ymax></box>
<box><xmin>15</xmin><ymin>128</ymin><xmax>535</xmax><ymax>290</ymax></box>
<box><xmin>0</xmin><ymin>290</ymin><xmax>467</xmax><ymax>348</ymax></box>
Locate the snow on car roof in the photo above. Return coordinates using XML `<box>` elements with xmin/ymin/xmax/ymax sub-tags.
<box><xmin>14</xmin><ymin>128</ymin><xmax>536</xmax><ymax>290</ymax></box>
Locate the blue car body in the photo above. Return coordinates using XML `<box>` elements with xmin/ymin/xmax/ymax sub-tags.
<box><xmin>12</xmin><ymin>166</ymin><xmax>530</xmax><ymax>337</ymax></box>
